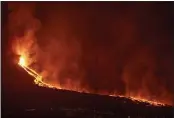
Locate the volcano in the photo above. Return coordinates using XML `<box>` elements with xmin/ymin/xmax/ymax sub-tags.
<box><xmin>2</xmin><ymin>2</ymin><xmax>174</xmax><ymax>118</ymax></box>
<box><xmin>2</xmin><ymin>58</ymin><xmax>173</xmax><ymax>118</ymax></box>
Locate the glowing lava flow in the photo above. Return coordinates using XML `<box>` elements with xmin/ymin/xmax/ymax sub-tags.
<box><xmin>18</xmin><ymin>56</ymin><xmax>59</xmax><ymax>89</ymax></box>
<box><xmin>18</xmin><ymin>56</ymin><xmax>166</xmax><ymax>106</ymax></box>
<box><xmin>109</xmin><ymin>94</ymin><xmax>165</xmax><ymax>106</ymax></box>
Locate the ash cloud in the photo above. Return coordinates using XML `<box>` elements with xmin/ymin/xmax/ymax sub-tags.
<box><xmin>8</xmin><ymin>2</ymin><xmax>174</xmax><ymax>105</ymax></box>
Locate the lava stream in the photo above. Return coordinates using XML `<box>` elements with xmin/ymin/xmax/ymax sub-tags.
<box><xmin>18</xmin><ymin>56</ymin><xmax>58</xmax><ymax>89</ymax></box>
<box><xmin>18</xmin><ymin>56</ymin><xmax>166</xmax><ymax>107</ymax></box>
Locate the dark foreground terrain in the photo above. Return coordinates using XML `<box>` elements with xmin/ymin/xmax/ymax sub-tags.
<box><xmin>2</xmin><ymin>57</ymin><xmax>174</xmax><ymax>118</ymax></box>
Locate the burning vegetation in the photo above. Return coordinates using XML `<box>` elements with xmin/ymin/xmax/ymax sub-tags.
<box><xmin>8</xmin><ymin>2</ymin><xmax>174</xmax><ymax>107</ymax></box>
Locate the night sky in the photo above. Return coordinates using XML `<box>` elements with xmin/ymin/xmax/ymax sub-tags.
<box><xmin>2</xmin><ymin>2</ymin><xmax>174</xmax><ymax>105</ymax></box>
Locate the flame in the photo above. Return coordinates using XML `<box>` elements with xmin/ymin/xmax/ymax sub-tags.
<box><xmin>9</xmin><ymin>2</ymin><xmax>170</xmax><ymax>108</ymax></box>
<box><xmin>109</xmin><ymin>94</ymin><xmax>165</xmax><ymax>106</ymax></box>
<box><xmin>17</xmin><ymin>55</ymin><xmax>166</xmax><ymax>106</ymax></box>
<box><xmin>19</xmin><ymin>56</ymin><xmax>26</xmax><ymax>67</ymax></box>
<box><xmin>129</xmin><ymin>96</ymin><xmax>165</xmax><ymax>106</ymax></box>
<box><xmin>18</xmin><ymin>55</ymin><xmax>59</xmax><ymax>89</ymax></box>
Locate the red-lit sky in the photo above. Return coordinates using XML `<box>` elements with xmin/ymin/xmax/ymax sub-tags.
<box><xmin>2</xmin><ymin>2</ymin><xmax>174</xmax><ymax>105</ymax></box>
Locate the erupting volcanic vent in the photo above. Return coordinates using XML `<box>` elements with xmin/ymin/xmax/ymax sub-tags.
<box><xmin>9</xmin><ymin>2</ymin><xmax>174</xmax><ymax>106</ymax></box>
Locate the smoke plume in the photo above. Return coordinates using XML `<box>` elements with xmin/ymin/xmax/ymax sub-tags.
<box><xmin>8</xmin><ymin>2</ymin><xmax>174</xmax><ymax>105</ymax></box>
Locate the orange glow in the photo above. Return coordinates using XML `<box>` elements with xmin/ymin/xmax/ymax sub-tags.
<box><xmin>109</xmin><ymin>94</ymin><xmax>165</xmax><ymax>106</ymax></box>
<box><xmin>129</xmin><ymin>96</ymin><xmax>165</xmax><ymax>106</ymax></box>
<box><xmin>18</xmin><ymin>55</ymin><xmax>59</xmax><ymax>89</ymax></box>
<box><xmin>18</xmin><ymin>55</ymin><xmax>77</xmax><ymax>91</ymax></box>
<box><xmin>17</xmin><ymin>55</ymin><xmax>166</xmax><ymax>106</ymax></box>
<box><xmin>19</xmin><ymin>56</ymin><xmax>26</xmax><ymax>67</ymax></box>
<box><xmin>12</xmin><ymin>30</ymin><xmax>168</xmax><ymax>107</ymax></box>
<box><xmin>9</xmin><ymin>2</ymin><xmax>171</xmax><ymax>108</ymax></box>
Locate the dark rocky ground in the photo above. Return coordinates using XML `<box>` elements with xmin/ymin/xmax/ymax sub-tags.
<box><xmin>2</xmin><ymin>59</ymin><xmax>174</xmax><ymax>118</ymax></box>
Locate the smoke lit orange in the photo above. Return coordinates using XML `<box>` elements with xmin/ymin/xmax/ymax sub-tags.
<box><xmin>18</xmin><ymin>55</ymin><xmax>59</xmax><ymax>89</ymax></box>
<box><xmin>9</xmin><ymin>2</ymin><xmax>172</xmax><ymax>108</ymax></box>
<box><xmin>17</xmin><ymin>55</ymin><xmax>166</xmax><ymax>106</ymax></box>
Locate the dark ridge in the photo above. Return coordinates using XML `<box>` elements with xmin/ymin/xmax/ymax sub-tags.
<box><xmin>2</xmin><ymin>59</ymin><xmax>173</xmax><ymax>118</ymax></box>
